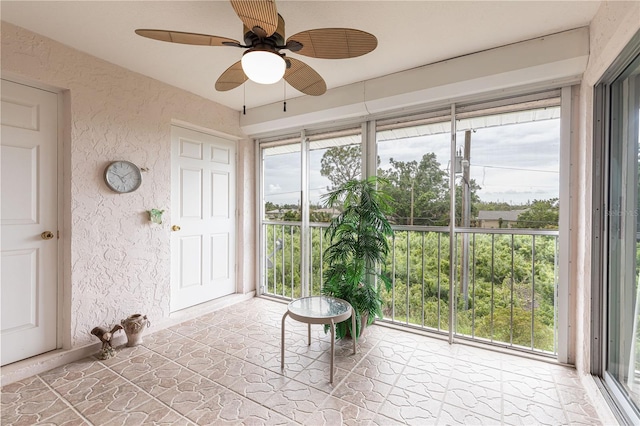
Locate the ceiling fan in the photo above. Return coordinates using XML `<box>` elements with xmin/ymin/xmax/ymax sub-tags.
<box><xmin>135</xmin><ymin>0</ymin><xmax>377</xmax><ymax>96</ymax></box>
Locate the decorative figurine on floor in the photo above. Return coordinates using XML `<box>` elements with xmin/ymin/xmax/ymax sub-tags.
<box><xmin>121</xmin><ymin>314</ymin><xmax>151</xmax><ymax>347</ymax></box>
<box><xmin>91</xmin><ymin>324</ymin><xmax>123</xmax><ymax>360</ymax></box>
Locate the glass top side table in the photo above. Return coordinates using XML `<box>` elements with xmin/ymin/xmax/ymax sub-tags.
<box><xmin>281</xmin><ymin>296</ymin><xmax>356</xmax><ymax>383</ymax></box>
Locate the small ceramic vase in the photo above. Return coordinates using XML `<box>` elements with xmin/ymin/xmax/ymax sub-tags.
<box><xmin>121</xmin><ymin>314</ymin><xmax>151</xmax><ymax>347</ymax></box>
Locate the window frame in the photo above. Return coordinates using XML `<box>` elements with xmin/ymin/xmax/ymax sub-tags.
<box><xmin>591</xmin><ymin>29</ymin><xmax>640</xmax><ymax>425</ymax></box>
<box><xmin>257</xmin><ymin>87</ymin><xmax>573</xmax><ymax>362</ymax></box>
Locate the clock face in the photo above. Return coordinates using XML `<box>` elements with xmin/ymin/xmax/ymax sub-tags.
<box><xmin>104</xmin><ymin>161</ymin><xmax>142</xmax><ymax>193</ymax></box>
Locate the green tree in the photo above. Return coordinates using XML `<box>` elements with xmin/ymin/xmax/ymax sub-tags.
<box><xmin>455</xmin><ymin>178</ymin><xmax>482</xmax><ymax>226</ymax></box>
<box><xmin>265</xmin><ymin>201</ymin><xmax>277</xmax><ymax>211</ymax></box>
<box><xmin>378</xmin><ymin>153</ymin><xmax>481</xmax><ymax>226</ymax></box>
<box><xmin>378</xmin><ymin>153</ymin><xmax>449</xmax><ymax>225</ymax></box>
<box><xmin>309</xmin><ymin>211</ymin><xmax>333</xmax><ymax>222</ymax></box>
<box><xmin>283</xmin><ymin>210</ymin><xmax>301</xmax><ymax>221</ymax></box>
<box><xmin>513</xmin><ymin>198</ymin><xmax>559</xmax><ymax>229</ymax></box>
<box><xmin>320</xmin><ymin>145</ymin><xmax>362</xmax><ymax>190</ymax></box>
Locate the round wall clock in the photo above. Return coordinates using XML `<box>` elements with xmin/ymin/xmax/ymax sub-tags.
<box><xmin>104</xmin><ymin>160</ymin><xmax>142</xmax><ymax>193</ymax></box>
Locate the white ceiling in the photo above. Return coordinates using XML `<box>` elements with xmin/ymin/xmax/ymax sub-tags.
<box><xmin>0</xmin><ymin>1</ymin><xmax>602</xmax><ymax>112</ymax></box>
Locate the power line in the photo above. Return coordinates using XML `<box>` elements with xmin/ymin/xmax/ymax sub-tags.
<box><xmin>479</xmin><ymin>184</ymin><xmax>558</xmax><ymax>188</ymax></box>
<box><xmin>471</xmin><ymin>164</ymin><xmax>559</xmax><ymax>174</ymax></box>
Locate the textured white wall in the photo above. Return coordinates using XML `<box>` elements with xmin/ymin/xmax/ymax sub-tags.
<box><xmin>1</xmin><ymin>21</ymin><xmax>249</xmax><ymax>348</ymax></box>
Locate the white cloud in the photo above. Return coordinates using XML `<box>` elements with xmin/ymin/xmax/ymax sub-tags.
<box><xmin>268</xmin><ymin>184</ymin><xmax>282</xmax><ymax>193</ymax></box>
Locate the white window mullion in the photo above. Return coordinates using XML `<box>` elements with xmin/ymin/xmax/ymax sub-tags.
<box><xmin>449</xmin><ymin>104</ymin><xmax>457</xmax><ymax>345</ymax></box>
<box><xmin>557</xmin><ymin>85</ymin><xmax>573</xmax><ymax>364</ymax></box>
<box><xmin>300</xmin><ymin>131</ymin><xmax>310</xmax><ymax>297</ymax></box>
<box><xmin>364</xmin><ymin>120</ymin><xmax>377</xmax><ymax>179</ymax></box>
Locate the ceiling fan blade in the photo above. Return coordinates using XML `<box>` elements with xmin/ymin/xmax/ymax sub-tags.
<box><xmin>284</xmin><ymin>58</ymin><xmax>326</xmax><ymax>96</ymax></box>
<box><xmin>215</xmin><ymin>61</ymin><xmax>248</xmax><ymax>92</ymax></box>
<box><xmin>230</xmin><ymin>0</ymin><xmax>278</xmax><ymax>37</ymax></box>
<box><xmin>135</xmin><ymin>29</ymin><xmax>240</xmax><ymax>47</ymax></box>
<box><xmin>287</xmin><ymin>28</ymin><xmax>377</xmax><ymax>59</ymax></box>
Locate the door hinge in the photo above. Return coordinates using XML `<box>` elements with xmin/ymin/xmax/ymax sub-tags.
<box><xmin>57</xmin><ymin>230</ymin><xmax>60</xmax><ymax>239</ymax></box>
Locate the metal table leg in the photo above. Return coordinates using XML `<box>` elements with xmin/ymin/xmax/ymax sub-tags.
<box><xmin>281</xmin><ymin>311</ymin><xmax>289</xmax><ymax>370</ymax></box>
<box><xmin>351</xmin><ymin>308</ymin><xmax>357</xmax><ymax>354</ymax></box>
<box><xmin>329</xmin><ymin>318</ymin><xmax>335</xmax><ymax>383</ymax></box>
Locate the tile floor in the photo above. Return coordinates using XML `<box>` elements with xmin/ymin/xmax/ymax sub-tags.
<box><xmin>1</xmin><ymin>297</ymin><xmax>603</xmax><ymax>425</ymax></box>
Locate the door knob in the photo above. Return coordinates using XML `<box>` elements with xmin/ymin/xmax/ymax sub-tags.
<box><xmin>171</xmin><ymin>225</ymin><xmax>181</xmax><ymax>232</ymax></box>
<box><xmin>41</xmin><ymin>231</ymin><xmax>55</xmax><ymax>240</ymax></box>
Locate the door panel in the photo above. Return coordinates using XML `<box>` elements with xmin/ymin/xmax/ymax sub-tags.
<box><xmin>211</xmin><ymin>233</ymin><xmax>229</xmax><ymax>280</ymax></box>
<box><xmin>212</xmin><ymin>146</ymin><xmax>229</xmax><ymax>164</ymax></box>
<box><xmin>1</xmin><ymin>145</ymin><xmax>38</xmax><ymax>223</ymax></box>
<box><xmin>171</xmin><ymin>126</ymin><xmax>236</xmax><ymax>311</ymax></box>
<box><xmin>180</xmin><ymin>139</ymin><xmax>203</xmax><ymax>159</ymax></box>
<box><xmin>211</xmin><ymin>172</ymin><xmax>229</xmax><ymax>217</ymax></box>
<box><xmin>1</xmin><ymin>249</ymin><xmax>37</xmax><ymax>330</ymax></box>
<box><xmin>1</xmin><ymin>96</ymin><xmax>39</xmax><ymax>130</ymax></box>
<box><xmin>180</xmin><ymin>236</ymin><xmax>203</xmax><ymax>288</ymax></box>
<box><xmin>181</xmin><ymin>168</ymin><xmax>203</xmax><ymax>218</ymax></box>
<box><xmin>1</xmin><ymin>79</ymin><xmax>58</xmax><ymax>365</ymax></box>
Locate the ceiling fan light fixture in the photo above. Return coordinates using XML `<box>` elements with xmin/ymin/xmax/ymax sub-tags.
<box><xmin>241</xmin><ymin>49</ymin><xmax>286</xmax><ymax>85</ymax></box>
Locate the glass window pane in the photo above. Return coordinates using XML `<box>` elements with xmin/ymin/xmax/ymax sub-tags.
<box><xmin>456</xmin><ymin>106</ymin><xmax>561</xmax><ymax>230</ymax></box>
<box><xmin>376</xmin><ymin>116</ymin><xmax>452</xmax><ymax>327</ymax></box>
<box><xmin>309</xmin><ymin>132</ymin><xmax>361</xmax><ymax>222</ymax></box>
<box><xmin>262</xmin><ymin>143</ymin><xmax>302</xmax><ymax>298</ymax></box>
<box><xmin>454</xmin><ymin>105</ymin><xmax>560</xmax><ymax>354</ymax></box>
<box><xmin>308</xmin><ymin>131</ymin><xmax>361</xmax><ymax>296</ymax></box>
<box><xmin>262</xmin><ymin>143</ymin><xmax>301</xmax><ymax>221</ymax></box>
<box><xmin>377</xmin><ymin>118</ymin><xmax>452</xmax><ymax>226</ymax></box>
<box><xmin>606</xmin><ymin>56</ymin><xmax>640</xmax><ymax>413</ymax></box>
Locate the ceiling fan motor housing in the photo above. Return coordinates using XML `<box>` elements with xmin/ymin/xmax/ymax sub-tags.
<box><xmin>243</xmin><ymin>14</ymin><xmax>286</xmax><ymax>48</ymax></box>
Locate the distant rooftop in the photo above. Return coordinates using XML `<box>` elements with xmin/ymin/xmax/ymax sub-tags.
<box><xmin>477</xmin><ymin>209</ymin><xmax>527</xmax><ymax>222</ymax></box>
<box><xmin>313</xmin><ymin>207</ymin><xmax>340</xmax><ymax>215</ymax></box>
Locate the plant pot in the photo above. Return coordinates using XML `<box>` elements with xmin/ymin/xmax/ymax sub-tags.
<box><xmin>345</xmin><ymin>312</ymin><xmax>369</xmax><ymax>339</ymax></box>
<box><xmin>121</xmin><ymin>314</ymin><xmax>150</xmax><ymax>346</ymax></box>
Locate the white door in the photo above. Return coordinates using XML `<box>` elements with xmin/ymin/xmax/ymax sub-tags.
<box><xmin>171</xmin><ymin>126</ymin><xmax>236</xmax><ymax>312</ymax></box>
<box><xmin>1</xmin><ymin>80</ymin><xmax>58</xmax><ymax>365</ymax></box>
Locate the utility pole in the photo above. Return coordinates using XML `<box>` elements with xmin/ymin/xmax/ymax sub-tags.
<box><xmin>461</xmin><ymin>131</ymin><xmax>471</xmax><ymax>309</ymax></box>
<box><xmin>410</xmin><ymin>181</ymin><xmax>414</xmax><ymax>226</ymax></box>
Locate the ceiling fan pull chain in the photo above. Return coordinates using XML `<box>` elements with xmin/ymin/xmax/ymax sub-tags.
<box><xmin>283</xmin><ymin>80</ymin><xmax>287</xmax><ymax>112</ymax></box>
<box><xmin>243</xmin><ymin>84</ymin><xmax>246</xmax><ymax>115</ymax></box>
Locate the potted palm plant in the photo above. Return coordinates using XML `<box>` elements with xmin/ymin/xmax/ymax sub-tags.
<box><xmin>321</xmin><ymin>176</ymin><xmax>394</xmax><ymax>339</ymax></box>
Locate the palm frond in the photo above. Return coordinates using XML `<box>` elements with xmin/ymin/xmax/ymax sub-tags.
<box><xmin>321</xmin><ymin>176</ymin><xmax>395</xmax><ymax>339</ymax></box>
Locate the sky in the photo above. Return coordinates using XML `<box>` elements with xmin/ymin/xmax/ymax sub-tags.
<box><xmin>263</xmin><ymin>115</ymin><xmax>560</xmax><ymax>209</ymax></box>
